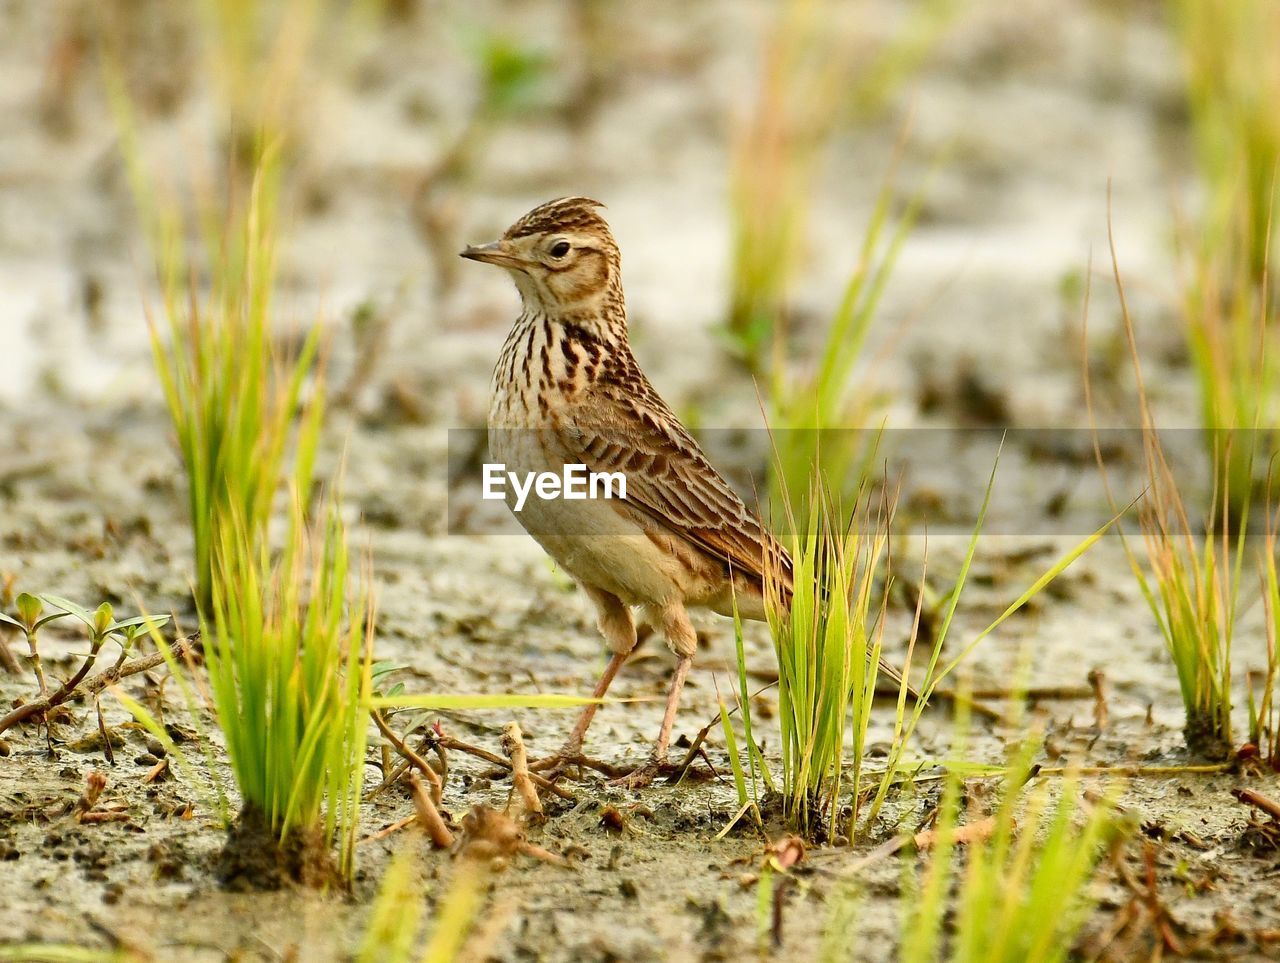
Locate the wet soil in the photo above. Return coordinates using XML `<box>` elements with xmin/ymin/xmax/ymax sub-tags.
<box><xmin>2</xmin><ymin>0</ymin><xmax>1280</xmax><ymax>960</ymax></box>
<box><xmin>216</xmin><ymin>805</ymin><xmax>341</xmax><ymax>893</ymax></box>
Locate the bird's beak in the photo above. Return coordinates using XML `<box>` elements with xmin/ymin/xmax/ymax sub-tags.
<box><xmin>459</xmin><ymin>240</ymin><xmax>527</xmax><ymax>270</ymax></box>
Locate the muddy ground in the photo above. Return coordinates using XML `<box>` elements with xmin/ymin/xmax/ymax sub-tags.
<box><xmin>2</xmin><ymin>0</ymin><xmax>1279</xmax><ymax>960</ymax></box>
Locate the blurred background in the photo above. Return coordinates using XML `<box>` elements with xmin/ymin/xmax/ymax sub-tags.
<box><xmin>0</xmin><ymin>0</ymin><xmax>1195</xmax><ymax>429</ymax></box>
<box><xmin>5</xmin><ymin>7</ymin><xmax>1280</xmax><ymax>956</ymax></box>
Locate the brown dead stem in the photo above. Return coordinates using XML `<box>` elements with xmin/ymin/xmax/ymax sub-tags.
<box><xmin>435</xmin><ymin>734</ymin><xmax>577</xmax><ymax>801</ymax></box>
<box><xmin>358</xmin><ymin>815</ymin><xmax>418</xmax><ymax>846</ymax></box>
<box><xmin>501</xmin><ymin>721</ymin><xmax>543</xmax><ymax>819</ymax></box>
<box><xmin>1232</xmin><ymin>786</ymin><xmax>1280</xmax><ymax>821</ymax></box>
<box><xmin>1113</xmin><ymin>841</ymin><xmax>1187</xmax><ymax>957</ymax></box>
<box><xmin>407</xmin><ymin>772</ymin><xmax>455</xmax><ymax>848</ymax></box>
<box><xmin>67</xmin><ymin>771</ymin><xmax>128</xmax><ymax>824</ymax></box>
<box><xmin>374</xmin><ymin>709</ymin><xmax>444</xmax><ymax>804</ymax></box>
<box><xmin>79</xmin><ymin>810</ymin><xmax>130</xmax><ymax>824</ymax></box>
<box><xmin>143</xmin><ymin>757</ymin><xmax>170</xmax><ymax>783</ymax></box>
<box><xmin>1088</xmin><ymin>668</ymin><xmax>1109</xmax><ymax>730</ymax></box>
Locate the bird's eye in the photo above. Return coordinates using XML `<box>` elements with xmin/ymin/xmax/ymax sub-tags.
<box><xmin>549</xmin><ymin>240</ymin><xmax>571</xmax><ymax>259</ymax></box>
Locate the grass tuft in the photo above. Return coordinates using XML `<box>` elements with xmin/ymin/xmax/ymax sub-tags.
<box><xmin>762</xmin><ymin>478</ymin><xmax>895</xmax><ymax>839</ymax></box>
<box><xmin>724</xmin><ymin>450</ymin><xmax>1112</xmax><ymax>842</ymax></box>
<box><xmin>1168</xmin><ymin>0</ymin><xmax>1280</xmax><ymax>519</ymax></box>
<box><xmin>144</xmin><ymin>142</ymin><xmax>324</xmax><ymax>616</ymax></box>
<box><xmin>1091</xmin><ymin>227</ymin><xmax>1244</xmax><ymax>759</ymax></box>
<box><xmin>1129</xmin><ymin>443</ymin><xmax>1241</xmax><ymax>757</ymax></box>
<box><xmin>1170</xmin><ymin>0</ymin><xmax>1280</xmax><ymax>295</ymax></box>
<box><xmin>104</xmin><ymin>1</ymin><xmax>329</xmax><ymax>617</ymax></box>
<box><xmin>821</xmin><ymin>710</ymin><xmax>1130</xmax><ymax>963</ymax></box>
<box><xmin>766</xmin><ymin>134</ymin><xmax>929</xmax><ymax>521</ymax></box>
<box><xmin>356</xmin><ymin>850</ymin><xmax>486</xmax><ymax>963</ymax></box>
<box><xmin>901</xmin><ymin>748</ymin><xmax>1127</xmax><ymax>962</ymax></box>
<box><xmin>726</xmin><ymin>0</ymin><xmax>960</xmax><ymax>374</ymax></box>
<box><xmin>205</xmin><ymin>491</ymin><xmax>374</xmax><ymax>882</ymax></box>
<box><xmin>1254</xmin><ymin>495</ymin><xmax>1280</xmax><ymax>770</ymax></box>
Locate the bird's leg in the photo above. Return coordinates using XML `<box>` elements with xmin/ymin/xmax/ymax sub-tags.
<box><xmin>612</xmin><ymin>603</ymin><xmax>697</xmax><ymax>789</ymax></box>
<box><xmin>531</xmin><ymin>585</ymin><xmax>636</xmax><ymax>779</ymax></box>
<box><xmin>530</xmin><ymin>648</ymin><xmax>631</xmax><ymax>776</ymax></box>
<box><xmin>611</xmin><ymin>654</ymin><xmax>694</xmax><ymax>789</ymax></box>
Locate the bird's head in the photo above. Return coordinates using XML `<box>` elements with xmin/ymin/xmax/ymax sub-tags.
<box><xmin>461</xmin><ymin>197</ymin><xmax>623</xmax><ymax>322</ymax></box>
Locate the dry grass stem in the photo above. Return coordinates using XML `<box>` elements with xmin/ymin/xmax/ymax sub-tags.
<box><xmin>1233</xmin><ymin>787</ymin><xmax>1280</xmax><ymax>821</ymax></box>
<box><xmin>1088</xmin><ymin>669</ymin><xmax>1109</xmax><ymax>730</ymax></box>
<box><xmin>435</xmin><ymin>735</ymin><xmax>578</xmax><ymax>801</ymax></box>
<box><xmin>407</xmin><ymin>773</ymin><xmax>454</xmax><ymax>849</ymax></box>
<box><xmin>143</xmin><ymin>758</ymin><xmax>170</xmax><ymax>784</ymax></box>
<box><xmin>501</xmin><ymin>722</ymin><xmax>543</xmax><ymax>818</ymax></box>
<box><xmin>357</xmin><ymin>816</ymin><xmax>418</xmax><ymax>847</ymax></box>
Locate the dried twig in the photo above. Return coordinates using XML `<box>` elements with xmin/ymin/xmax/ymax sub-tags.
<box><xmin>1088</xmin><ymin>668</ymin><xmax>1109</xmax><ymax>730</ymax></box>
<box><xmin>68</xmin><ymin>771</ymin><xmax>128</xmax><ymax>824</ymax></box>
<box><xmin>374</xmin><ymin>710</ymin><xmax>444</xmax><ymax>804</ymax></box>
<box><xmin>501</xmin><ymin>722</ymin><xmax>543</xmax><ymax>818</ymax></box>
<box><xmin>435</xmin><ymin>735</ymin><xmax>578</xmax><ymax>801</ymax></box>
<box><xmin>972</xmin><ymin>685</ymin><xmax>1096</xmax><ymax>700</ymax></box>
<box><xmin>1114</xmin><ymin>841</ymin><xmax>1186</xmax><ymax>956</ymax></box>
<box><xmin>408</xmin><ymin>772</ymin><xmax>455</xmax><ymax>848</ymax></box>
<box><xmin>668</xmin><ymin>717</ymin><xmax>718</xmax><ymax>784</ymax></box>
<box><xmin>529</xmin><ymin>751</ymin><xmax>634</xmax><ymax>779</ymax></box>
<box><xmin>358</xmin><ymin>815</ymin><xmax>418</xmax><ymax>845</ymax></box>
<box><xmin>95</xmin><ymin>700</ymin><xmax>114</xmax><ymax>766</ymax></box>
<box><xmin>1233</xmin><ymin>787</ymin><xmax>1280</xmax><ymax>821</ymax></box>
<box><xmin>143</xmin><ymin>757</ymin><xmax>169</xmax><ymax>784</ymax></box>
<box><xmin>78</xmin><ymin>811</ymin><xmax>130</xmax><ymax>824</ymax></box>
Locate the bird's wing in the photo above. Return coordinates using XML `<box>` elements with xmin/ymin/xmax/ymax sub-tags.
<box><xmin>554</xmin><ymin>390</ymin><xmax>790</xmax><ymax>592</ymax></box>
<box><xmin>556</xmin><ymin>388</ymin><xmax>920</xmax><ymax>696</ymax></box>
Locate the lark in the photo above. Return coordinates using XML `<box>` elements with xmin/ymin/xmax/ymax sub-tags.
<box><xmin>463</xmin><ymin>197</ymin><xmax>896</xmax><ymax>787</ymax></box>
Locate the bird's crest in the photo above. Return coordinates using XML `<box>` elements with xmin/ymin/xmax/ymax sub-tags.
<box><xmin>504</xmin><ymin>196</ymin><xmax>609</xmax><ymax>239</ymax></box>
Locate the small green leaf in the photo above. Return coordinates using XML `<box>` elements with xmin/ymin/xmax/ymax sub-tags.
<box><xmin>0</xmin><ymin>612</ymin><xmax>24</xmax><ymax>630</ymax></box>
<box><xmin>93</xmin><ymin>602</ymin><xmax>114</xmax><ymax>636</ymax></box>
<box><xmin>109</xmin><ymin>614</ymin><xmax>171</xmax><ymax>634</ymax></box>
<box><xmin>16</xmin><ymin>593</ymin><xmax>42</xmax><ymax>628</ymax></box>
<box><xmin>473</xmin><ymin>33</ymin><xmax>549</xmax><ymax>116</ymax></box>
<box><xmin>33</xmin><ymin>612</ymin><xmax>73</xmax><ymax>632</ymax></box>
<box><xmin>39</xmin><ymin>594</ymin><xmax>96</xmax><ymax>629</ymax></box>
<box><xmin>371</xmin><ymin>661</ymin><xmax>404</xmax><ymax>682</ymax></box>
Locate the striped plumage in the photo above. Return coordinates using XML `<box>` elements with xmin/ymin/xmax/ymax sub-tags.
<box><xmin>464</xmin><ymin>197</ymin><xmax>788</xmax><ymax>786</ymax></box>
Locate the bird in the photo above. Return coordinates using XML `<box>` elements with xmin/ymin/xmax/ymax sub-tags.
<box><xmin>461</xmin><ymin>196</ymin><xmax>894</xmax><ymax>787</ymax></box>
